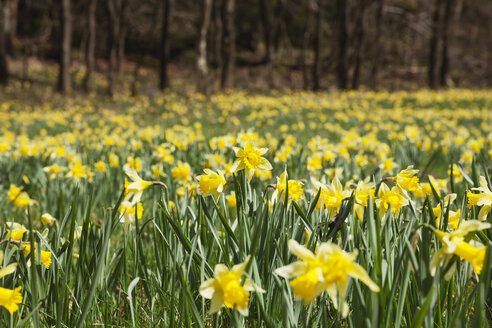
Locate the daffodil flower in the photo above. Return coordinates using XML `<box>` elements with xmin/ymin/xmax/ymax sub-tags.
<box><xmin>22</xmin><ymin>243</ymin><xmax>52</xmax><ymax>270</ymax></box>
<box><xmin>375</xmin><ymin>183</ymin><xmax>408</xmax><ymax>217</ymax></box>
<box><xmin>171</xmin><ymin>161</ymin><xmax>192</xmax><ymax>184</ymax></box>
<box><xmin>197</xmin><ymin>169</ymin><xmax>227</xmax><ymax>200</ymax></box>
<box><xmin>118</xmin><ymin>201</ymin><xmax>143</xmax><ymax>226</ymax></box>
<box><xmin>271</xmin><ymin>169</ymin><xmax>304</xmax><ymax>203</ymax></box>
<box><xmin>41</xmin><ymin>213</ymin><xmax>56</xmax><ymax>225</ymax></box>
<box><xmin>395</xmin><ymin>166</ymin><xmax>420</xmax><ymax>192</ymax></box>
<box><xmin>469</xmin><ymin>176</ymin><xmax>492</xmax><ymax>221</ymax></box>
<box><xmin>230</xmin><ymin>139</ymin><xmax>272</xmax><ymax>181</ymax></box>
<box><xmin>433</xmin><ymin>194</ymin><xmax>460</xmax><ymax>229</ymax></box>
<box><xmin>0</xmin><ymin>251</ymin><xmax>22</xmax><ymax>314</ymax></box>
<box><xmin>199</xmin><ymin>256</ymin><xmax>264</xmax><ymax>316</ymax></box>
<box><xmin>5</xmin><ymin>222</ymin><xmax>27</xmax><ymax>240</ymax></box>
<box><xmin>312</xmin><ymin>176</ymin><xmax>351</xmax><ymax>217</ymax></box>
<box><xmin>124</xmin><ymin>166</ymin><xmax>154</xmax><ymax>203</ymax></box>
<box><xmin>430</xmin><ymin>220</ymin><xmax>491</xmax><ymax>277</ymax></box>
<box><xmin>275</xmin><ymin>240</ymin><xmax>379</xmax><ymax>318</ymax></box>
<box><xmin>353</xmin><ymin>179</ymin><xmax>375</xmax><ymax>222</ymax></box>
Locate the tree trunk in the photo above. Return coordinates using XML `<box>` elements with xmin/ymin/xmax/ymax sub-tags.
<box><xmin>428</xmin><ymin>0</ymin><xmax>441</xmax><ymax>89</ymax></box>
<box><xmin>312</xmin><ymin>0</ymin><xmax>322</xmax><ymax>91</ymax></box>
<box><xmin>258</xmin><ymin>0</ymin><xmax>273</xmax><ymax>88</ymax></box>
<box><xmin>0</xmin><ymin>0</ymin><xmax>8</xmax><ymax>86</ymax></box>
<box><xmin>107</xmin><ymin>0</ymin><xmax>117</xmax><ymax>96</ymax></box>
<box><xmin>336</xmin><ymin>0</ymin><xmax>348</xmax><ymax>90</ymax></box>
<box><xmin>220</xmin><ymin>0</ymin><xmax>235</xmax><ymax>88</ymax></box>
<box><xmin>107</xmin><ymin>0</ymin><xmax>126</xmax><ymax>96</ymax></box>
<box><xmin>57</xmin><ymin>0</ymin><xmax>71</xmax><ymax>93</ymax></box>
<box><xmin>211</xmin><ymin>0</ymin><xmax>222</xmax><ymax>70</ymax></box>
<box><xmin>83</xmin><ymin>0</ymin><xmax>97</xmax><ymax>93</ymax></box>
<box><xmin>369</xmin><ymin>0</ymin><xmax>384</xmax><ymax>89</ymax></box>
<box><xmin>439</xmin><ymin>0</ymin><xmax>454</xmax><ymax>87</ymax></box>
<box><xmin>5</xmin><ymin>0</ymin><xmax>17</xmax><ymax>56</ymax></box>
<box><xmin>197</xmin><ymin>0</ymin><xmax>212</xmax><ymax>94</ymax></box>
<box><xmin>258</xmin><ymin>0</ymin><xmax>271</xmax><ymax>63</ymax></box>
<box><xmin>351</xmin><ymin>0</ymin><xmax>366</xmax><ymax>90</ymax></box>
<box><xmin>117</xmin><ymin>24</ymin><xmax>126</xmax><ymax>74</ymax></box>
<box><xmin>301</xmin><ymin>0</ymin><xmax>313</xmax><ymax>90</ymax></box>
<box><xmin>159</xmin><ymin>0</ymin><xmax>171</xmax><ymax>90</ymax></box>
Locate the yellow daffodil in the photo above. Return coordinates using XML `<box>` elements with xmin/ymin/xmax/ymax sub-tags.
<box><xmin>230</xmin><ymin>139</ymin><xmax>272</xmax><ymax>181</ymax></box>
<box><xmin>430</xmin><ymin>220</ymin><xmax>491</xmax><ymax>277</ymax></box>
<box><xmin>94</xmin><ymin>161</ymin><xmax>107</xmax><ymax>173</ymax></box>
<box><xmin>43</xmin><ymin>164</ymin><xmax>66</xmax><ymax>180</ymax></box>
<box><xmin>0</xmin><ymin>251</ymin><xmax>22</xmax><ymax>314</ymax></box>
<box><xmin>272</xmin><ymin>169</ymin><xmax>304</xmax><ymax>203</ymax></box>
<box><xmin>0</xmin><ymin>286</ymin><xmax>23</xmax><ymax>314</ymax></box>
<box><xmin>5</xmin><ymin>222</ymin><xmax>27</xmax><ymax>240</ymax></box>
<box><xmin>353</xmin><ymin>179</ymin><xmax>375</xmax><ymax>222</ymax></box>
<box><xmin>118</xmin><ymin>201</ymin><xmax>143</xmax><ymax>225</ymax></box>
<box><xmin>395</xmin><ymin>166</ymin><xmax>420</xmax><ymax>192</ymax></box>
<box><xmin>375</xmin><ymin>183</ymin><xmax>408</xmax><ymax>217</ymax></box>
<box><xmin>275</xmin><ymin>240</ymin><xmax>379</xmax><ymax>317</ymax></box>
<box><xmin>199</xmin><ymin>256</ymin><xmax>264</xmax><ymax>316</ymax></box>
<box><xmin>124</xmin><ymin>166</ymin><xmax>154</xmax><ymax>203</ymax></box>
<box><xmin>7</xmin><ymin>185</ymin><xmax>22</xmax><ymax>202</ymax></box>
<box><xmin>41</xmin><ymin>213</ymin><xmax>56</xmax><ymax>225</ymax></box>
<box><xmin>22</xmin><ymin>243</ymin><xmax>52</xmax><ymax>270</ymax></box>
<box><xmin>312</xmin><ymin>176</ymin><xmax>351</xmax><ymax>217</ymax></box>
<box><xmin>433</xmin><ymin>194</ymin><xmax>460</xmax><ymax>229</ymax></box>
<box><xmin>226</xmin><ymin>192</ymin><xmax>237</xmax><ymax>207</ymax></box>
<box><xmin>197</xmin><ymin>169</ymin><xmax>227</xmax><ymax>200</ymax></box>
<box><xmin>469</xmin><ymin>176</ymin><xmax>492</xmax><ymax>221</ymax></box>
<box><xmin>151</xmin><ymin>164</ymin><xmax>166</xmax><ymax>180</ymax></box>
<box><xmin>171</xmin><ymin>161</ymin><xmax>192</xmax><ymax>184</ymax></box>
<box><xmin>108</xmin><ymin>152</ymin><xmax>119</xmax><ymax>168</ymax></box>
<box><xmin>126</xmin><ymin>156</ymin><xmax>142</xmax><ymax>172</ymax></box>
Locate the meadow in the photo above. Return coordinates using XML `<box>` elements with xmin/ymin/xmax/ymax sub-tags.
<box><xmin>0</xmin><ymin>84</ymin><xmax>491</xmax><ymax>327</ymax></box>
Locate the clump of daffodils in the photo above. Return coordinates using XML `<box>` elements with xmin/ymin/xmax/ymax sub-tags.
<box><xmin>199</xmin><ymin>256</ymin><xmax>264</xmax><ymax>316</ymax></box>
<box><xmin>275</xmin><ymin>240</ymin><xmax>379</xmax><ymax>317</ymax></box>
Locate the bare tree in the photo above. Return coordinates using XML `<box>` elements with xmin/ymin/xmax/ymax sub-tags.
<box><xmin>107</xmin><ymin>0</ymin><xmax>126</xmax><ymax>96</ymax></box>
<box><xmin>351</xmin><ymin>0</ymin><xmax>367</xmax><ymax>90</ymax></box>
<box><xmin>312</xmin><ymin>0</ymin><xmax>322</xmax><ymax>91</ymax></box>
<box><xmin>258</xmin><ymin>0</ymin><xmax>271</xmax><ymax>64</ymax></box>
<box><xmin>159</xmin><ymin>0</ymin><xmax>171</xmax><ymax>90</ymax></box>
<box><xmin>428</xmin><ymin>0</ymin><xmax>441</xmax><ymax>89</ymax></box>
<box><xmin>4</xmin><ymin>0</ymin><xmax>17</xmax><ymax>55</ymax></box>
<box><xmin>211</xmin><ymin>0</ymin><xmax>222</xmax><ymax>70</ymax></box>
<box><xmin>197</xmin><ymin>0</ymin><xmax>213</xmax><ymax>94</ymax></box>
<box><xmin>83</xmin><ymin>0</ymin><xmax>97</xmax><ymax>93</ymax></box>
<box><xmin>0</xmin><ymin>0</ymin><xmax>8</xmax><ymax>86</ymax></box>
<box><xmin>220</xmin><ymin>0</ymin><xmax>235</xmax><ymax>88</ymax></box>
<box><xmin>336</xmin><ymin>0</ymin><xmax>348</xmax><ymax>89</ymax></box>
<box><xmin>57</xmin><ymin>0</ymin><xmax>71</xmax><ymax>93</ymax></box>
<box><xmin>369</xmin><ymin>0</ymin><xmax>384</xmax><ymax>89</ymax></box>
<box><xmin>439</xmin><ymin>0</ymin><xmax>454</xmax><ymax>87</ymax></box>
<box><xmin>301</xmin><ymin>0</ymin><xmax>313</xmax><ymax>90</ymax></box>
<box><xmin>259</xmin><ymin>0</ymin><xmax>273</xmax><ymax>87</ymax></box>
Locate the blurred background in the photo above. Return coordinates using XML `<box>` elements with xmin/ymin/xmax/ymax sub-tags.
<box><xmin>0</xmin><ymin>0</ymin><xmax>491</xmax><ymax>95</ymax></box>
